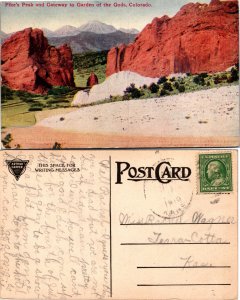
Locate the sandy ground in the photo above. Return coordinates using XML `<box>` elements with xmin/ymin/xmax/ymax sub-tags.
<box><xmin>35</xmin><ymin>107</ymin><xmax>79</xmax><ymax>122</ymax></box>
<box><xmin>2</xmin><ymin>86</ymin><xmax>239</xmax><ymax>149</ymax></box>
<box><xmin>2</xmin><ymin>126</ymin><xmax>239</xmax><ymax>149</ymax></box>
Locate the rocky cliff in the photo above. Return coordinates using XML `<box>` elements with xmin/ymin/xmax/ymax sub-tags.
<box><xmin>106</xmin><ymin>0</ymin><xmax>239</xmax><ymax>78</ymax></box>
<box><xmin>1</xmin><ymin>28</ymin><xmax>75</xmax><ymax>94</ymax></box>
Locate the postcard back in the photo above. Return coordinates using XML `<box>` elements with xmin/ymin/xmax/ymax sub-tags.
<box><xmin>0</xmin><ymin>150</ymin><xmax>237</xmax><ymax>299</ymax></box>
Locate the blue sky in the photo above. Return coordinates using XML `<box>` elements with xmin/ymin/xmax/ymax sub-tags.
<box><xmin>1</xmin><ymin>0</ymin><xmax>211</xmax><ymax>33</ymax></box>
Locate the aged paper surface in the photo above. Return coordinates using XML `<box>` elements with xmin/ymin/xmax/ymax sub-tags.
<box><xmin>0</xmin><ymin>149</ymin><xmax>237</xmax><ymax>299</ymax></box>
<box><xmin>1</xmin><ymin>0</ymin><xmax>239</xmax><ymax>148</ymax></box>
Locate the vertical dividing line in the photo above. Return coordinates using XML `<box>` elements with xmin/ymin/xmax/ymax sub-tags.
<box><xmin>109</xmin><ymin>155</ymin><xmax>112</xmax><ymax>297</ymax></box>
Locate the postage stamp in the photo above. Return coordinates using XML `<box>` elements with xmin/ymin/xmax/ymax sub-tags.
<box><xmin>199</xmin><ymin>153</ymin><xmax>233</xmax><ymax>193</ymax></box>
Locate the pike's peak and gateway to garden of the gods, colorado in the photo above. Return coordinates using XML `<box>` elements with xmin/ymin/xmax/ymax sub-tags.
<box><xmin>1</xmin><ymin>0</ymin><xmax>239</xmax><ymax>148</ymax></box>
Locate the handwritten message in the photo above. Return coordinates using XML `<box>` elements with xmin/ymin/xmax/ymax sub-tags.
<box><xmin>0</xmin><ymin>152</ymin><xmax>110</xmax><ymax>299</ymax></box>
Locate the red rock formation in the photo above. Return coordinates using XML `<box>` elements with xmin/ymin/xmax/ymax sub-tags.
<box><xmin>106</xmin><ymin>0</ymin><xmax>239</xmax><ymax>78</ymax></box>
<box><xmin>87</xmin><ymin>72</ymin><xmax>99</xmax><ymax>88</ymax></box>
<box><xmin>1</xmin><ymin>28</ymin><xmax>75</xmax><ymax>94</ymax></box>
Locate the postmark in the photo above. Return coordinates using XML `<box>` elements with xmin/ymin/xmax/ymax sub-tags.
<box><xmin>199</xmin><ymin>153</ymin><xmax>232</xmax><ymax>193</ymax></box>
<box><xmin>143</xmin><ymin>160</ymin><xmax>193</xmax><ymax>219</ymax></box>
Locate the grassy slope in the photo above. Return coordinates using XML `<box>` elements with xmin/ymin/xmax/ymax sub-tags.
<box><xmin>2</xmin><ymin>99</ymin><xmax>36</xmax><ymax>127</ymax></box>
<box><xmin>1</xmin><ymin>87</ymin><xmax>79</xmax><ymax>128</ymax></box>
<box><xmin>73</xmin><ymin>51</ymin><xmax>107</xmax><ymax>86</ymax></box>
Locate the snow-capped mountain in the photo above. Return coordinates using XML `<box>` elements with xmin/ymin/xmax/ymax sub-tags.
<box><xmin>78</xmin><ymin>21</ymin><xmax>116</xmax><ymax>34</ymax></box>
<box><xmin>49</xmin><ymin>31</ymin><xmax>137</xmax><ymax>54</ymax></box>
<box><xmin>118</xmin><ymin>28</ymin><xmax>140</xmax><ymax>34</ymax></box>
<box><xmin>42</xmin><ymin>21</ymin><xmax>139</xmax><ymax>37</ymax></box>
<box><xmin>53</xmin><ymin>25</ymin><xmax>80</xmax><ymax>37</ymax></box>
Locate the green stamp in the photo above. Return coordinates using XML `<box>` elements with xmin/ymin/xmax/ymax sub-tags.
<box><xmin>199</xmin><ymin>153</ymin><xmax>232</xmax><ymax>193</ymax></box>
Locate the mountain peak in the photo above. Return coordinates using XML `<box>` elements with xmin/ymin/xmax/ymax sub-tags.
<box><xmin>119</xmin><ymin>27</ymin><xmax>140</xmax><ymax>34</ymax></box>
<box><xmin>78</xmin><ymin>21</ymin><xmax>116</xmax><ymax>34</ymax></box>
<box><xmin>87</xmin><ymin>20</ymin><xmax>104</xmax><ymax>24</ymax></box>
<box><xmin>58</xmin><ymin>25</ymin><xmax>77</xmax><ymax>30</ymax></box>
<box><xmin>41</xmin><ymin>21</ymin><xmax>139</xmax><ymax>37</ymax></box>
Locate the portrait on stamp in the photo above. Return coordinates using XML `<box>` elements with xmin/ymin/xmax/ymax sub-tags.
<box><xmin>199</xmin><ymin>153</ymin><xmax>233</xmax><ymax>193</ymax></box>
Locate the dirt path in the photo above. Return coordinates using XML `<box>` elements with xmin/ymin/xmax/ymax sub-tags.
<box><xmin>2</xmin><ymin>126</ymin><xmax>239</xmax><ymax>149</ymax></box>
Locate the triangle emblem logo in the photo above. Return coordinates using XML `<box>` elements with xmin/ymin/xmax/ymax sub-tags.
<box><xmin>6</xmin><ymin>158</ymin><xmax>29</xmax><ymax>181</ymax></box>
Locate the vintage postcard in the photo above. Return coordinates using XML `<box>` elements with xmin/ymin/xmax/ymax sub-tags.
<box><xmin>0</xmin><ymin>149</ymin><xmax>237</xmax><ymax>299</ymax></box>
<box><xmin>0</xmin><ymin>0</ymin><xmax>239</xmax><ymax>149</ymax></box>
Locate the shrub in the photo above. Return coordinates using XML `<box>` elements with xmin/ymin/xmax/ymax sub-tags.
<box><xmin>22</xmin><ymin>98</ymin><xmax>34</xmax><ymax>103</ymax></box>
<box><xmin>193</xmin><ymin>76</ymin><xmax>200</xmax><ymax>84</ymax></box>
<box><xmin>2</xmin><ymin>133</ymin><xmax>13</xmax><ymax>148</ymax></box>
<box><xmin>28</xmin><ymin>107</ymin><xmax>43</xmax><ymax>111</ymax></box>
<box><xmin>142</xmin><ymin>84</ymin><xmax>147</xmax><ymax>89</ymax></box>
<box><xmin>178</xmin><ymin>85</ymin><xmax>185</xmax><ymax>93</ymax></box>
<box><xmin>178</xmin><ymin>78</ymin><xmax>184</xmax><ymax>84</ymax></box>
<box><xmin>28</xmin><ymin>102</ymin><xmax>44</xmax><ymax>111</ymax></box>
<box><xmin>2</xmin><ymin>86</ymin><xmax>14</xmax><ymax>100</ymax></box>
<box><xmin>52</xmin><ymin>142</ymin><xmax>62</xmax><ymax>150</ymax></box>
<box><xmin>214</xmin><ymin>76</ymin><xmax>221</xmax><ymax>85</ymax></box>
<box><xmin>163</xmin><ymin>82</ymin><xmax>173</xmax><ymax>91</ymax></box>
<box><xmin>170</xmin><ymin>77</ymin><xmax>175</xmax><ymax>82</ymax></box>
<box><xmin>124</xmin><ymin>83</ymin><xmax>141</xmax><ymax>99</ymax></box>
<box><xmin>199</xmin><ymin>73</ymin><xmax>208</xmax><ymax>79</ymax></box>
<box><xmin>221</xmin><ymin>74</ymin><xmax>228</xmax><ymax>81</ymax></box>
<box><xmin>193</xmin><ymin>73</ymin><xmax>208</xmax><ymax>86</ymax></box>
<box><xmin>160</xmin><ymin>88</ymin><xmax>169</xmax><ymax>96</ymax></box>
<box><xmin>122</xmin><ymin>94</ymin><xmax>131</xmax><ymax>101</ymax></box>
<box><xmin>174</xmin><ymin>82</ymin><xmax>180</xmax><ymax>89</ymax></box>
<box><xmin>227</xmin><ymin>77</ymin><xmax>233</xmax><ymax>83</ymax></box>
<box><xmin>158</xmin><ymin>76</ymin><xmax>167</xmax><ymax>84</ymax></box>
<box><xmin>48</xmin><ymin>86</ymin><xmax>71</xmax><ymax>96</ymax></box>
<box><xmin>194</xmin><ymin>76</ymin><xmax>204</xmax><ymax>85</ymax></box>
<box><xmin>32</xmin><ymin>102</ymin><xmax>44</xmax><ymax>107</ymax></box>
<box><xmin>230</xmin><ymin>67</ymin><xmax>239</xmax><ymax>82</ymax></box>
<box><xmin>15</xmin><ymin>90</ymin><xmax>24</xmax><ymax>97</ymax></box>
<box><xmin>149</xmin><ymin>83</ymin><xmax>159</xmax><ymax>93</ymax></box>
<box><xmin>124</xmin><ymin>83</ymin><xmax>135</xmax><ymax>94</ymax></box>
<box><xmin>14</xmin><ymin>90</ymin><xmax>40</xmax><ymax>101</ymax></box>
<box><xmin>131</xmin><ymin>88</ymin><xmax>141</xmax><ymax>99</ymax></box>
